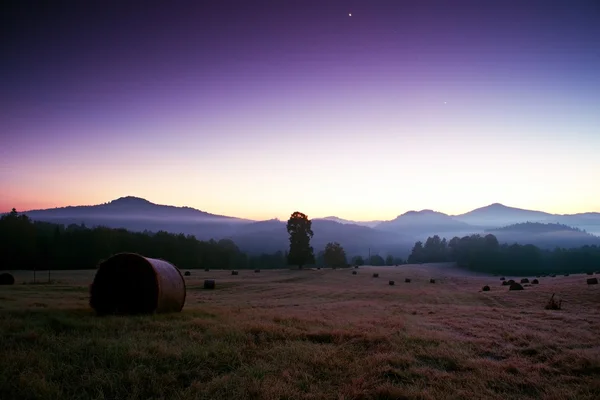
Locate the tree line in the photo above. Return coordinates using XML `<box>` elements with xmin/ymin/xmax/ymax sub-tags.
<box><xmin>1</xmin><ymin>209</ymin><xmax>404</xmax><ymax>271</ymax></box>
<box><xmin>407</xmin><ymin>233</ymin><xmax>600</xmax><ymax>275</ymax></box>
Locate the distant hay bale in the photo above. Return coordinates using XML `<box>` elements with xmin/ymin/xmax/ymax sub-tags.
<box><xmin>0</xmin><ymin>273</ymin><xmax>15</xmax><ymax>285</ymax></box>
<box><xmin>231</xmin><ymin>270</ymin><xmax>238</xmax><ymax>275</ymax></box>
<box><xmin>550</xmin><ymin>274</ymin><xmax>556</xmax><ymax>277</ymax></box>
<box><xmin>501</xmin><ymin>281</ymin><xmax>509</xmax><ymax>286</ymax></box>
<box><xmin>482</xmin><ymin>285</ymin><xmax>490</xmax><ymax>291</ymax></box>
<box><xmin>587</xmin><ymin>278</ymin><xmax>598</xmax><ymax>285</ymax></box>
<box><xmin>500</xmin><ymin>277</ymin><xmax>506</xmax><ymax>281</ymax></box>
<box><xmin>254</xmin><ymin>269</ymin><xmax>261</xmax><ymax>273</ymax></box>
<box><xmin>352</xmin><ymin>271</ymin><xmax>357</xmax><ymax>275</ymax></box>
<box><xmin>389</xmin><ymin>280</ymin><xmax>395</xmax><ymax>285</ymax></box>
<box><xmin>520</xmin><ymin>278</ymin><xmax>529</xmax><ymax>284</ymax></box>
<box><xmin>90</xmin><ymin>253</ymin><xmax>186</xmax><ymax>316</ymax></box>
<box><xmin>507</xmin><ymin>279</ymin><xmax>515</xmax><ymax>285</ymax></box>
<box><xmin>563</xmin><ymin>273</ymin><xmax>569</xmax><ymax>277</ymax></box>
<box><xmin>184</xmin><ymin>271</ymin><xmax>191</xmax><ymax>276</ymax></box>
<box><xmin>405</xmin><ymin>278</ymin><xmax>411</xmax><ymax>283</ymax></box>
<box><xmin>204</xmin><ymin>268</ymin><xmax>209</xmax><ymax>272</ymax></box>
<box><xmin>203</xmin><ymin>279</ymin><xmax>215</xmax><ymax>289</ymax></box>
<box><xmin>509</xmin><ymin>282</ymin><xmax>524</xmax><ymax>291</ymax></box>
<box><xmin>317</xmin><ymin>267</ymin><xmax>321</xmax><ymax>270</ymax></box>
<box><xmin>372</xmin><ymin>273</ymin><xmax>379</xmax><ymax>278</ymax></box>
<box><xmin>545</xmin><ymin>293</ymin><xmax>562</xmax><ymax>310</ymax></box>
<box><xmin>532</xmin><ymin>279</ymin><xmax>539</xmax><ymax>284</ymax></box>
<box><xmin>354</xmin><ymin>266</ymin><xmax>359</xmax><ymax>269</ymax></box>
<box><xmin>430</xmin><ymin>279</ymin><xmax>436</xmax><ymax>284</ymax></box>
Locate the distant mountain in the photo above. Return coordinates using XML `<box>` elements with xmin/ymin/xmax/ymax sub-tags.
<box><xmin>315</xmin><ymin>216</ymin><xmax>382</xmax><ymax>228</ymax></box>
<box><xmin>229</xmin><ymin>219</ymin><xmax>414</xmax><ymax>257</ymax></box>
<box><xmin>15</xmin><ymin>197</ymin><xmax>600</xmax><ymax>256</ymax></box>
<box><xmin>24</xmin><ymin>196</ymin><xmax>249</xmax><ymax>223</ymax></box>
<box><xmin>453</xmin><ymin>203</ymin><xmax>552</xmax><ymax>227</ymax></box>
<box><xmin>376</xmin><ymin>210</ymin><xmax>474</xmax><ymax>236</ymax></box>
<box><xmin>23</xmin><ymin>196</ymin><xmax>252</xmax><ymax>241</ymax></box>
<box><xmin>486</xmin><ymin>222</ymin><xmax>600</xmax><ymax>249</ymax></box>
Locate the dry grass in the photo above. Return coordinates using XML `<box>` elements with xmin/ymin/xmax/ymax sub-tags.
<box><xmin>1</xmin><ymin>265</ymin><xmax>600</xmax><ymax>400</ymax></box>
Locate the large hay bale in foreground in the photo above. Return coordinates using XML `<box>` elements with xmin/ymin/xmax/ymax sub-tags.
<box><xmin>509</xmin><ymin>282</ymin><xmax>524</xmax><ymax>291</ymax></box>
<box><xmin>0</xmin><ymin>273</ymin><xmax>15</xmax><ymax>285</ymax></box>
<box><xmin>90</xmin><ymin>253</ymin><xmax>186</xmax><ymax>316</ymax></box>
<box><xmin>587</xmin><ymin>278</ymin><xmax>598</xmax><ymax>285</ymax></box>
<box><xmin>204</xmin><ymin>279</ymin><xmax>215</xmax><ymax>289</ymax></box>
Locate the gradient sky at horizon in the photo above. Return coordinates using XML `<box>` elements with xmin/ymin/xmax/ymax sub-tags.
<box><xmin>2</xmin><ymin>0</ymin><xmax>600</xmax><ymax>220</ymax></box>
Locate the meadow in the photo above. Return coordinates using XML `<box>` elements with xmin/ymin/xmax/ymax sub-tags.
<box><xmin>1</xmin><ymin>264</ymin><xmax>599</xmax><ymax>400</ymax></box>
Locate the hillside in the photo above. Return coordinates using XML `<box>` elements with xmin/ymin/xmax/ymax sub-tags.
<box><xmin>453</xmin><ymin>203</ymin><xmax>552</xmax><ymax>227</ymax></box>
<box><xmin>487</xmin><ymin>222</ymin><xmax>600</xmax><ymax>249</ymax></box>
<box><xmin>376</xmin><ymin>210</ymin><xmax>474</xmax><ymax>236</ymax></box>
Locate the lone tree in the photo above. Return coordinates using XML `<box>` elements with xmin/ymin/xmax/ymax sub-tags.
<box><xmin>287</xmin><ymin>211</ymin><xmax>315</xmax><ymax>269</ymax></box>
<box><xmin>324</xmin><ymin>242</ymin><xmax>347</xmax><ymax>269</ymax></box>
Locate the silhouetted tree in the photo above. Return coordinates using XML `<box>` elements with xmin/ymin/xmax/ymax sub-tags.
<box><xmin>369</xmin><ymin>254</ymin><xmax>385</xmax><ymax>266</ymax></box>
<box><xmin>385</xmin><ymin>255</ymin><xmax>394</xmax><ymax>266</ymax></box>
<box><xmin>323</xmin><ymin>242</ymin><xmax>347</xmax><ymax>268</ymax></box>
<box><xmin>351</xmin><ymin>255</ymin><xmax>364</xmax><ymax>266</ymax></box>
<box><xmin>286</xmin><ymin>211</ymin><xmax>315</xmax><ymax>269</ymax></box>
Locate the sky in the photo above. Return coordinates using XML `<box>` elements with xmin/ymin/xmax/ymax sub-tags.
<box><xmin>2</xmin><ymin>0</ymin><xmax>600</xmax><ymax>221</ymax></box>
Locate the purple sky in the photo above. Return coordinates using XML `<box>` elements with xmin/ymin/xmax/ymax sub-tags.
<box><xmin>2</xmin><ymin>1</ymin><xmax>600</xmax><ymax>220</ymax></box>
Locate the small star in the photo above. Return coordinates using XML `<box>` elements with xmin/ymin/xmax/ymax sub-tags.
<box><xmin>349</xmin><ymin>13</ymin><xmax>352</xmax><ymax>17</ymax></box>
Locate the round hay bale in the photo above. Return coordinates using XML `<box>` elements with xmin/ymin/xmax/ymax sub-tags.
<box><xmin>354</xmin><ymin>266</ymin><xmax>359</xmax><ymax>269</ymax></box>
<box><xmin>372</xmin><ymin>273</ymin><xmax>379</xmax><ymax>278</ymax></box>
<box><xmin>429</xmin><ymin>279</ymin><xmax>436</xmax><ymax>284</ymax></box>
<box><xmin>254</xmin><ymin>269</ymin><xmax>260</xmax><ymax>273</ymax></box>
<box><xmin>231</xmin><ymin>270</ymin><xmax>238</xmax><ymax>275</ymax></box>
<box><xmin>500</xmin><ymin>277</ymin><xmax>506</xmax><ymax>281</ymax></box>
<box><xmin>405</xmin><ymin>278</ymin><xmax>411</xmax><ymax>283</ymax></box>
<box><xmin>509</xmin><ymin>282</ymin><xmax>524</xmax><ymax>291</ymax></box>
<box><xmin>532</xmin><ymin>279</ymin><xmax>539</xmax><ymax>284</ymax></box>
<box><xmin>550</xmin><ymin>274</ymin><xmax>556</xmax><ymax>277</ymax></box>
<box><xmin>501</xmin><ymin>281</ymin><xmax>509</xmax><ymax>286</ymax></box>
<box><xmin>204</xmin><ymin>279</ymin><xmax>215</xmax><ymax>289</ymax></box>
<box><xmin>204</xmin><ymin>268</ymin><xmax>209</xmax><ymax>272</ymax></box>
<box><xmin>352</xmin><ymin>271</ymin><xmax>357</xmax><ymax>275</ymax></box>
<box><xmin>507</xmin><ymin>279</ymin><xmax>515</xmax><ymax>285</ymax></box>
<box><xmin>482</xmin><ymin>285</ymin><xmax>490</xmax><ymax>291</ymax></box>
<box><xmin>0</xmin><ymin>272</ymin><xmax>15</xmax><ymax>285</ymax></box>
<box><xmin>563</xmin><ymin>273</ymin><xmax>569</xmax><ymax>277</ymax></box>
<box><xmin>587</xmin><ymin>278</ymin><xmax>598</xmax><ymax>285</ymax></box>
<box><xmin>184</xmin><ymin>271</ymin><xmax>191</xmax><ymax>276</ymax></box>
<box><xmin>90</xmin><ymin>253</ymin><xmax>186</xmax><ymax>315</ymax></box>
<box><xmin>389</xmin><ymin>280</ymin><xmax>395</xmax><ymax>286</ymax></box>
<box><xmin>520</xmin><ymin>278</ymin><xmax>529</xmax><ymax>284</ymax></box>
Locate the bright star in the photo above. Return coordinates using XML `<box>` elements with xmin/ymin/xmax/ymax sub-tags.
<box><xmin>349</xmin><ymin>13</ymin><xmax>352</xmax><ymax>17</ymax></box>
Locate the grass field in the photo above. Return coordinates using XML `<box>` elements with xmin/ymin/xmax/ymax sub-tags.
<box><xmin>1</xmin><ymin>264</ymin><xmax>599</xmax><ymax>400</ymax></box>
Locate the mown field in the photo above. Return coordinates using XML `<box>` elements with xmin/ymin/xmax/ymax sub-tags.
<box><xmin>1</xmin><ymin>264</ymin><xmax>599</xmax><ymax>400</ymax></box>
